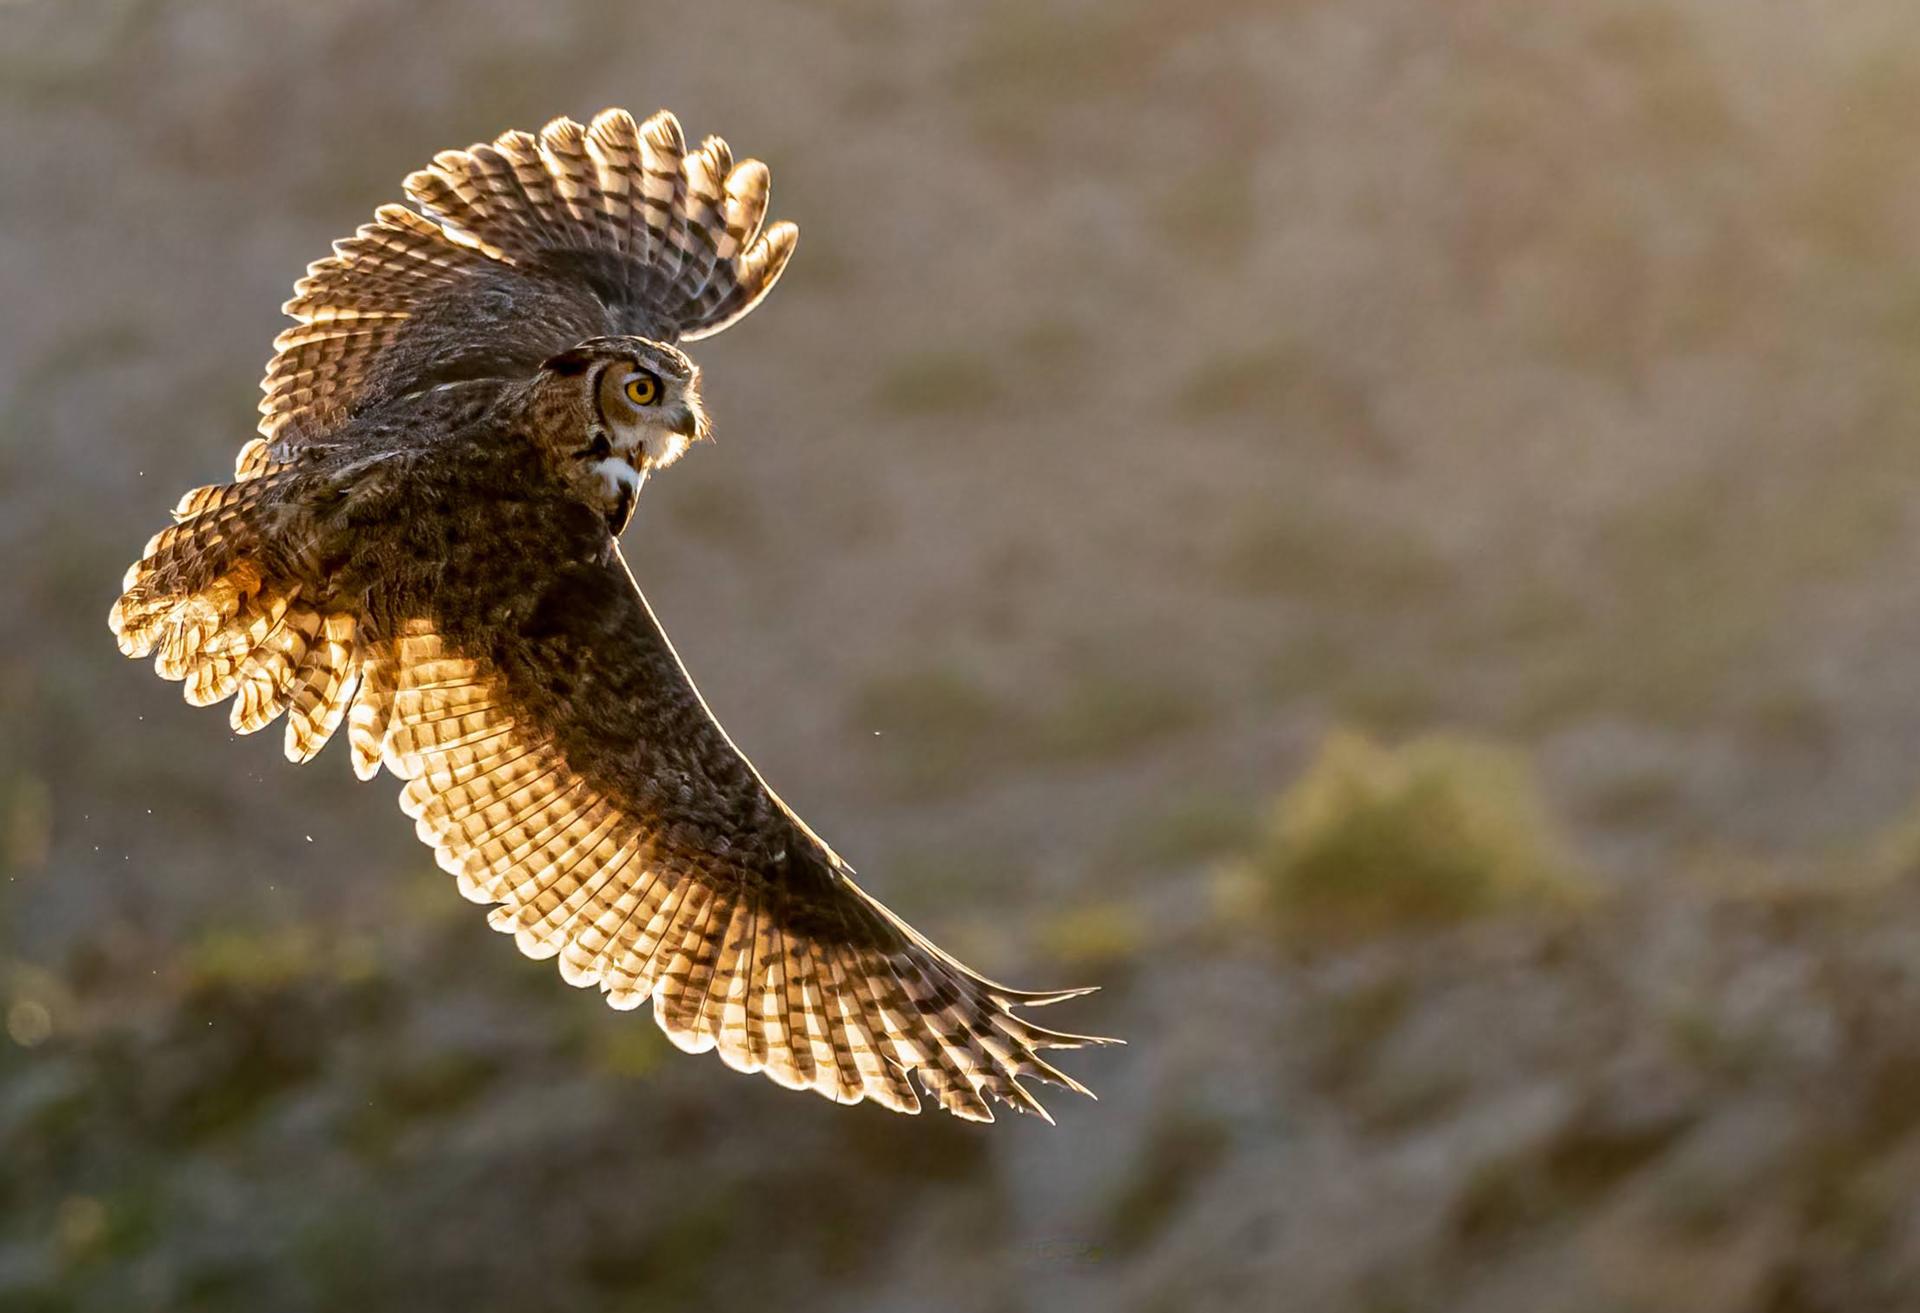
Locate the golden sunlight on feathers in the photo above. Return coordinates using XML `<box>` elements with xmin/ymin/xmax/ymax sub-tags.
<box><xmin>108</xmin><ymin>108</ymin><xmax>1112</xmax><ymax>1123</ymax></box>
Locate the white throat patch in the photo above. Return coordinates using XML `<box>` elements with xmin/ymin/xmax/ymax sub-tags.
<box><xmin>591</xmin><ymin>456</ymin><xmax>640</xmax><ymax>501</ymax></box>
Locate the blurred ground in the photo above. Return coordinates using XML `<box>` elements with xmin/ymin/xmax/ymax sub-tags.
<box><xmin>9</xmin><ymin>0</ymin><xmax>1920</xmax><ymax>1308</ymax></box>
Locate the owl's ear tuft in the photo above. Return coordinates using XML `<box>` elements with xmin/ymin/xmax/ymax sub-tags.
<box><xmin>542</xmin><ymin>347</ymin><xmax>598</xmax><ymax>377</ymax></box>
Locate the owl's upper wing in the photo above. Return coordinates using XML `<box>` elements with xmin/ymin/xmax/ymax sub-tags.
<box><xmin>246</xmin><ymin>109</ymin><xmax>796</xmax><ymax>476</ymax></box>
<box><xmin>361</xmin><ymin>546</ymin><xmax>1110</xmax><ymax>1121</ymax></box>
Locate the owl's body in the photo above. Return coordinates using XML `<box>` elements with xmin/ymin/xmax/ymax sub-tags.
<box><xmin>110</xmin><ymin>109</ymin><xmax>1110</xmax><ymax>1122</ymax></box>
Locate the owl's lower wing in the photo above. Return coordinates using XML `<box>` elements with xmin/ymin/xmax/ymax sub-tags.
<box><xmin>378</xmin><ymin>547</ymin><xmax>1113</xmax><ymax>1123</ymax></box>
<box><xmin>248</xmin><ymin>108</ymin><xmax>796</xmax><ymax>476</ymax></box>
<box><xmin>113</xmin><ymin>500</ymin><xmax>1112</xmax><ymax>1122</ymax></box>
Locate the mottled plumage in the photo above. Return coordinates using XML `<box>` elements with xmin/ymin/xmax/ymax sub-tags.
<box><xmin>110</xmin><ymin>108</ymin><xmax>1113</xmax><ymax>1122</ymax></box>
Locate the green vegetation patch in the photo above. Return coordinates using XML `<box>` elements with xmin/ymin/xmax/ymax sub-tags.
<box><xmin>1242</xmin><ymin>731</ymin><xmax>1586</xmax><ymax>938</ymax></box>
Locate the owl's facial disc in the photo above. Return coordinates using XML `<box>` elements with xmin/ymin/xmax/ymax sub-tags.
<box><xmin>596</xmin><ymin>358</ymin><xmax>708</xmax><ymax>473</ymax></box>
<box><xmin>547</xmin><ymin>339</ymin><xmax>706</xmax><ymax>532</ymax></box>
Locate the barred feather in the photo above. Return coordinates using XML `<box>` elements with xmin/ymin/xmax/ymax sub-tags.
<box><xmin>110</xmin><ymin>477</ymin><xmax>360</xmax><ymax>761</ymax></box>
<box><xmin>400</xmin><ymin>109</ymin><xmax>797</xmax><ymax>343</ymax></box>
<box><xmin>371</xmin><ymin>622</ymin><xmax>1114</xmax><ymax>1121</ymax></box>
<box><xmin>286</xmin><ymin>612</ymin><xmax>358</xmax><ymax>763</ymax></box>
<box><xmin>115</xmin><ymin>530</ymin><xmax>1116</xmax><ymax>1120</ymax></box>
<box><xmin>253</xmin><ymin>108</ymin><xmax>796</xmax><ymax>457</ymax></box>
<box><xmin>347</xmin><ymin>644</ymin><xmax>398</xmax><ymax>782</ymax></box>
<box><xmin>110</xmin><ymin>479</ymin><xmax>284</xmax><ymax>653</ymax></box>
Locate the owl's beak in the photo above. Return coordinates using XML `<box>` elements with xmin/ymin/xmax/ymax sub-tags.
<box><xmin>609</xmin><ymin>470</ymin><xmax>641</xmax><ymax>534</ymax></box>
<box><xmin>669</xmin><ymin>407</ymin><xmax>703</xmax><ymax>441</ymax></box>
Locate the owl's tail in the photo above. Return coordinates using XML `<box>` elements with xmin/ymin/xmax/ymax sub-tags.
<box><xmin>403</xmin><ymin>108</ymin><xmax>797</xmax><ymax>344</ymax></box>
<box><xmin>110</xmin><ymin>474</ymin><xmax>366</xmax><ymax>770</ymax></box>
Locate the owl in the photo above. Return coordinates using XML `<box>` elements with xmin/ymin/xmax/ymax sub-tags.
<box><xmin>108</xmin><ymin>109</ymin><xmax>1113</xmax><ymax>1122</ymax></box>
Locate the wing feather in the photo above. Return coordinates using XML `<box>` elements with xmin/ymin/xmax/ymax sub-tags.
<box><xmin>255</xmin><ymin>109</ymin><xmax>797</xmax><ymax>467</ymax></box>
<box><xmin>286</xmin><ymin>612</ymin><xmax>358</xmax><ymax>763</ymax></box>
<box><xmin>345</xmin><ymin>547</ymin><xmax>1117</xmax><ymax>1120</ymax></box>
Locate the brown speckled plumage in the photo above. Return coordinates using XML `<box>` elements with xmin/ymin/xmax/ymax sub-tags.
<box><xmin>109</xmin><ymin>108</ymin><xmax>1113</xmax><ymax>1122</ymax></box>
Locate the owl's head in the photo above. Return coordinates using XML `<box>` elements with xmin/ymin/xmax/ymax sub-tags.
<box><xmin>529</xmin><ymin>336</ymin><xmax>710</xmax><ymax>532</ymax></box>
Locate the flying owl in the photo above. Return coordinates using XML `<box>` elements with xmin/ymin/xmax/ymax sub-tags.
<box><xmin>109</xmin><ymin>108</ymin><xmax>1113</xmax><ymax>1122</ymax></box>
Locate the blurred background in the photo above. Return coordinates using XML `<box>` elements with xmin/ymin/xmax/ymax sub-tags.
<box><xmin>8</xmin><ymin>0</ymin><xmax>1920</xmax><ymax>1308</ymax></box>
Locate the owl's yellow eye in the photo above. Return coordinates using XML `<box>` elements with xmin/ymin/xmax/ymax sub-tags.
<box><xmin>623</xmin><ymin>373</ymin><xmax>660</xmax><ymax>407</ymax></box>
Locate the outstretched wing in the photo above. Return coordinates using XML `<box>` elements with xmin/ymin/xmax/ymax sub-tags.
<box><xmin>369</xmin><ymin>546</ymin><xmax>1113</xmax><ymax>1121</ymax></box>
<box><xmin>113</xmin><ymin>482</ymin><xmax>1113</xmax><ymax>1122</ymax></box>
<box><xmin>247</xmin><ymin>108</ymin><xmax>797</xmax><ymax>476</ymax></box>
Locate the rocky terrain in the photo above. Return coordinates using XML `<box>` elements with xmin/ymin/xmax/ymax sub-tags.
<box><xmin>10</xmin><ymin>0</ymin><xmax>1920</xmax><ymax>1308</ymax></box>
